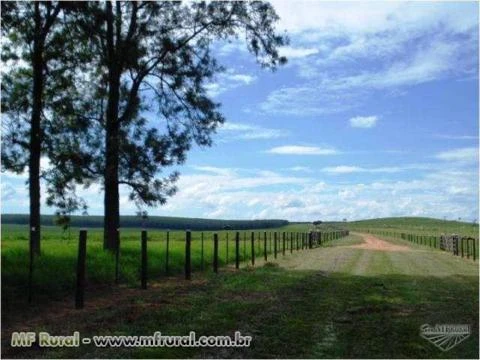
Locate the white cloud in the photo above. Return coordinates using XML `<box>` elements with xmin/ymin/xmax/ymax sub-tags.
<box><xmin>349</xmin><ymin>115</ymin><xmax>378</xmax><ymax>128</ymax></box>
<box><xmin>266</xmin><ymin>145</ymin><xmax>338</xmax><ymax>155</ymax></box>
<box><xmin>433</xmin><ymin>134</ymin><xmax>478</xmax><ymax>140</ymax></box>
<box><xmin>260</xmin><ymin>85</ymin><xmax>359</xmax><ymax>115</ymax></box>
<box><xmin>206</xmin><ymin>70</ymin><xmax>257</xmax><ymax>97</ymax></box>
<box><xmin>259</xmin><ymin>2</ymin><xmax>477</xmax><ymax>116</ymax></box>
<box><xmin>287</xmin><ymin>166</ymin><xmax>312</xmax><ymax>173</ymax></box>
<box><xmin>219</xmin><ymin>122</ymin><xmax>288</xmax><ymax>140</ymax></box>
<box><xmin>278</xmin><ymin>46</ymin><xmax>319</xmax><ymax>59</ymax></box>
<box><xmin>435</xmin><ymin>147</ymin><xmax>478</xmax><ymax>162</ymax></box>
<box><xmin>322</xmin><ymin>165</ymin><xmax>402</xmax><ymax>174</ymax></box>
<box><xmin>2</xmin><ymin>160</ymin><xmax>478</xmax><ymax>221</ymax></box>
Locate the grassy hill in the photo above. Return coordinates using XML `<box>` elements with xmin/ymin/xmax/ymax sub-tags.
<box><xmin>347</xmin><ymin>216</ymin><xmax>478</xmax><ymax>238</ymax></box>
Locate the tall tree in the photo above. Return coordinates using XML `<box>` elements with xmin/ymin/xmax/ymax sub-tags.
<box><xmin>47</xmin><ymin>1</ymin><xmax>288</xmax><ymax>250</ymax></box>
<box><xmin>1</xmin><ymin>1</ymin><xmax>66</xmax><ymax>255</ymax></box>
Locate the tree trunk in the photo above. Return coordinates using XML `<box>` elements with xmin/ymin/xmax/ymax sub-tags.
<box><xmin>103</xmin><ymin>1</ymin><xmax>120</xmax><ymax>251</ymax></box>
<box><xmin>29</xmin><ymin>2</ymin><xmax>44</xmax><ymax>256</ymax></box>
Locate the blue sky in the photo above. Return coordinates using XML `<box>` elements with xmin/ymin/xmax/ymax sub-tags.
<box><xmin>2</xmin><ymin>1</ymin><xmax>479</xmax><ymax>221</ymax></box>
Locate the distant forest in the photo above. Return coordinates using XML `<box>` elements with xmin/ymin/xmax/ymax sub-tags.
<box><xmin>1</xmin><ymin>214</ymin><xmax>289</xmax><ymax>231</ymax></box>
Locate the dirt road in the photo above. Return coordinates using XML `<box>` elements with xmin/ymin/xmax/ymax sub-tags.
<box><xmin>345</xmin><ymin>232</ymin><xmax>411</xmax><ymax>252</ymax></box>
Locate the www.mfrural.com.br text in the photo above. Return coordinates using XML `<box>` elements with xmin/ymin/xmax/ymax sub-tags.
<box><xmin>11</xmin><ymin>331</ymin><xmax>252</xmax><ymax>348</ymax></box>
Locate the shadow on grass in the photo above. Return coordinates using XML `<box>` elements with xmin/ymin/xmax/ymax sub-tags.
<box><xmin>2</xmin><ymin>264</ymin><xmax>478</xmax><ymax>359</ymax></box>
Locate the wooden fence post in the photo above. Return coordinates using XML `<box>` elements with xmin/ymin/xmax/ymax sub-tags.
<box><xmin>251</xmin><ymin>232</ymin><xmax>255</xmax><ymax>266</ymax></box>
<box><xmin>201</xmin><ymin>232</ymin><xmax>204</xmax><ymax>271</ymax></box>
<box><xmin>226</xmin><ymin>232</ymin><xmax>229</xmax><ymax>264</ymax></box>
<box><xmin>290</xmin><ymin>232</ymin><xmax>293</xmax><ymax>253</ymax></box>
<box><xmin>235</xmin><ymin>232</ymin><xmax>240</xmax><ymax>269</ymax></box>
<box><xmin>141</xmin><ymin>230</ymin><xmax>147</xmax><ymax>289</ymax></box>
<box><xmin>269</xmin><ymin>232</ymin><xmax>272</xmax><ymax>253</ymax></box>
<box><xmin>185</xmin><ymin>230</ymin><xmax>191</xmax><ymax>280</ymax></box>
<box><xmin>165</xmin><ymin>230</ymin><xmax>170</xmax><ymax>275</ymax></box>
<box><xmin>274</xmin><ymin>232</ymin><xmax>277</xmax><ymax>259</ymax></box>
<box><xmin>282</xmin><ymin>232</ymin><xmax>286</xmax><ymax>256</ymax></box>
<box><xmin>75</xmin><ymin>229</ymin><xmax>87</xmax><ymax>309</ymax></box>
<box><xmin>473</xmin><ymin>239</ymin><xmax>476</xmax><ymax>261</ymax></box>
<box><xmin>264</xmin><ymin>232</ymin><xmax>267</xmax><ymax>261</ymax></box>
<box><xmin>115</xmin><ymin>229</ymin><xmax>120</xmax><ymax>284</ymax></box>
<box><xmin>461</xmin><ymin>238</ymin><xmax>464</xmax><ymax>258</ymax></box>
<box><xmin>309</xmin><ymin>232</ymin><xmax>313</xmax><ymax>249</ymax></box>
<box><xmin>213</xmin><ymin>233</ymin><xmax>218</xmax><ymax>273</ymax></box>
<box><xmin>243</xmin><ymin>232</ymin><xmax>246</xmax><ymax>261</ymax></box>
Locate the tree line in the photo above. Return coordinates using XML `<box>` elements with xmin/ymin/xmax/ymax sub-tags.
<box><xmin>2</xmin><ymin>213</ymin><xmax>289</xmax><ymax>231</ymax></box>
<box><xmin>1</xmin><ymin>1</ymin><xmax>287</xmax><ymax>255</ymax></box>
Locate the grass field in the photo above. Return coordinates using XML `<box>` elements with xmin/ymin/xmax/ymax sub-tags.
<box><xmin>3</xmin><ymin>223</ymin><xmax>341</xmax><ymax>310</ymax></box>
<box><xmin>2</xmin><ymin>231</ymin><xmax>478</xmax><ymax>358</ymax></box>
<box><xmin>348</xmin><ymin>217</ymin><xmax>479</xmax><ymax>238</ymax></box>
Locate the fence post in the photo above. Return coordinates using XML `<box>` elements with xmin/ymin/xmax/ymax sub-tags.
<box><xmin>141</xmin><ymin>230</ymin><xmax>147</xmax><ymax>289</ymax></box>
<box><xmin>264</xmin><ymin>232</ymin><xmax>267</xmax><ymax>261</ymax></box>
<box><xmin>201</xmin><ymin>232</ymin><xmax>204</xmax><ymax>271</ymax></box>
<box><xmin>235</xmin><ymin>232</ymin><xmax>240</xmax><ymax>269</ymax></box>
<box><xmin>274</xmin><ymin>232</ymin><xmax>277</xmax><ymax>259</ymax></box>
<box><xmin>165</xmin><ymin>230</ymin><xmax>170</xmax><ymax>275</ymax></box>
<box><xmin>115</xmin><ymin>229</ymin><xmax>120</xmax><ymax>284</ymax></box>
<box><xmin>269</xmin><ymin>232</ymin><xmax>272</xmax><ymax>253</ymax></box>
<box><xmin>75</xmin><ymin>229</ymin><xmax>87</xmax><ymax>309</ymax></box>
<box><xmin>461</xmin><ymin>238</ymin><xmax>464</xmax><ymax>258</ymax></box>
<box><xmin>309</xmin><ymin>232</ymin><xmax>313</xmax><ymax>249</ymax></box>
<box><xmin>185</xmin><ymin>230</ymin><xmax>191</xmax><ymax>280</ymax></box>
<box><xmin>226</xmin><ymin>232</ymin><xmax>229</xmax><ymax>264</ymax></box>
<box><xmin>282</xmin><ymin>232</ymin><xmax>286</xmax><ymax>255</ymax></box>
<box><xmin>251</xmin><ymin>232</ymin><xmax>255</xmax><ymax>266</ymax></box>
<box><xmin>243</xmin><ymin>232</ymin><xmax>246</xmax><ymax>261</ymax></box>
<box><xmin>213</xmin><ymin>233</ymin><xmax>219</xmax><ymax>273</ymax></box>
<box><xmin>473</xmin><ymin>239</ymin><xmax>476</xmax><ymax>261</ymax></box>
<box><xmin>290</xmin><ymin>232</ymin><xmax>293</xmax><ymax>253</ymax></box>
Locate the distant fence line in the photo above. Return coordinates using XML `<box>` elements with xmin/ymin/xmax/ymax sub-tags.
<box><xmin>360</xmin><ymin>229</ymin><xmax>477</xmax><ymax>261</ymax></box>
<box><xmin>29</xmin><ymin>229</ymin><xmax>350</xmax><ymax>309</ymax></box>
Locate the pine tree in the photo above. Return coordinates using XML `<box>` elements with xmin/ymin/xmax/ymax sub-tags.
<box><xmin>26</xmin><ymin>1</ymin><xmax>288</xmax><ymax>251</ymax></box>
<box><xmin>1</xmin><ymin>1</ymin><xmax>67</xmax><ymax>255</ymax></box>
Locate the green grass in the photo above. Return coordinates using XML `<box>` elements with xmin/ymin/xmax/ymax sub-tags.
<box><xmin>2</xmin><ymin>234</ymin><xmax>478</xmax><ymax>358</ymax></box>
<box><xmin>2</xmin><ymin>223</ymin><xmax>343</xmax><ymax>309</ymax></box>
<box><xmin>348</xmin><ymin>217</ymin><xmax>479</xmax><ymax>238</ymax></box>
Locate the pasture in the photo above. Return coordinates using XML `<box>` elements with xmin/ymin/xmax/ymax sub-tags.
<box><xmin>1</xmin><ymin>228</ymin><xmax>478</xmax><ymax>358</ymax></box>
<box><xmin>2</xmin><ymin>223</ymin><xmax>340</xmax><ymax>309</ymax></box>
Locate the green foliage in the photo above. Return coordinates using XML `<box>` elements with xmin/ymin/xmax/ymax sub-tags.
<box><xmin>45</xmin><ymin>1</ymin><xmax>288</xmax><ymax>215</ymax></box>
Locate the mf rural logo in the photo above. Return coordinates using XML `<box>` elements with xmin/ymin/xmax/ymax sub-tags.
<box><xmin>420</xmin><ymin>324</ymin><xmax>471</xmax><ymax>351</ymax></box>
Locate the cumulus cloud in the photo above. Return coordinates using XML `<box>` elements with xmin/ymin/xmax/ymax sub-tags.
<box><xmin>435</xmin><ymin>147</ymin><xmax>478</xmax><ymax>162</ymax></box>
<box><xmin>278</xmin><ymin>46</ymin><xmax>319</xmax><ymax>59</ymax></box>
<box><xmin>349</xmin><ymin>115</ymin><xmax>378</xmax><ymax>128</ymax></box>
<box><xmin>266</xmin><ymin>145</ymin><xmax>338</xmax><ymax>155</ymax></box>
<box><xmin>258</xmin><ymin>2</ymin><xmax>477</xmax><ymax>116</ymax></box>
<box><xmin>206</xmin><ymin>70</ymin><xmax>257</xmax><ymax>97</ymax></box>
<box><xmin>218</xmin><ymin>122</ymin><xmax>289</xmax><ymax>140</ymax></box>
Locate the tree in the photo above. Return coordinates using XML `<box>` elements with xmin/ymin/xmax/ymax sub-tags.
<box><xmin>1</xmin><ymin>1</ymin><xmax>66</xmax><ymax>255</ymax></box>
<box><xmin>49</xmin><ymin>1</ymin><xmax>288</xmax><ymax>250</ymax></box>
